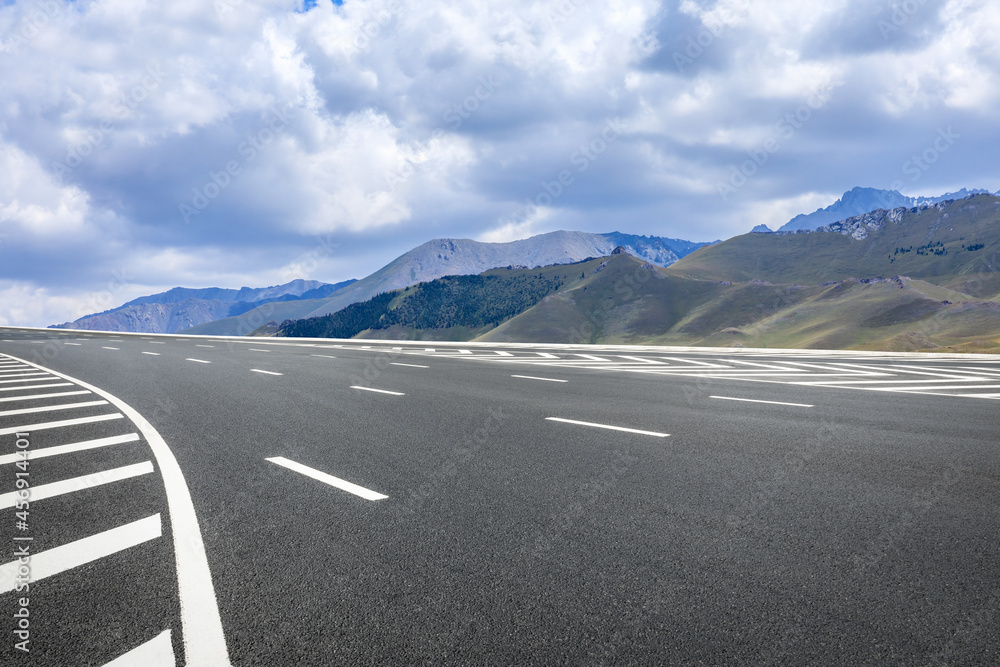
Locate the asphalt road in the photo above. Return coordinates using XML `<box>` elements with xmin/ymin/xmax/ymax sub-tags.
<box><xmin>1</xmin><ymin>327</ymin><xmax>998</xmax><ymax>666</ymax></box>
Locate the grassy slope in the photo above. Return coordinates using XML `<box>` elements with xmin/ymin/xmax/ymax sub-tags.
<box><xmin>669</xmin><ymin>195</ymin><xmax>1000</xmax><ymax>298</ymax></box>
<box><xmin>479</xmin><ymin>254</ymin><xmax>1000</xmax><ymax>353</ymax></box>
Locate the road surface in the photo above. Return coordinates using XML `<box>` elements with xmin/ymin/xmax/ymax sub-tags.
<box><xmin>1</xmin><ymin>327</ymin><xmax>998</xmax><ymax>665</ymax></box>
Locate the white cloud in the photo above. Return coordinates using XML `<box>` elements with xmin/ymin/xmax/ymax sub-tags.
<box><xmin>0</xmin><ymin>0</ymin><xmax>998</xmax><ymax>326</ymax></box>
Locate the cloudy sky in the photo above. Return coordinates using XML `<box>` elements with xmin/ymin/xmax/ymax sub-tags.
<box><xmin>2</xmin><ymin>0</ymin><xmax>999</xmax><ymax>326</ymax></box>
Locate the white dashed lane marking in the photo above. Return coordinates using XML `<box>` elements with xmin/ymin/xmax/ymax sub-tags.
<box><xmin>351</xmin><ymin>386</ymin><xmax>405</xmax><ymax>396</ymax></box>
<box><xmin>511</xmin><ymin>375</ymin><xmax>568</xmax><ymax>383</ymax></box>
<box><xmin>266</xmin><ymin>456</ymin><xmax>388</xmax><ymax>501</ymax></box>
<box><xmin>546</xmin><ymin>417</ymin><xmax>669</xmax><ymax>438</ymax></box>
<box><xmin>711</xmin><ymin>396</ymin><xmax>813</xmax><ymax>408</ymax></box>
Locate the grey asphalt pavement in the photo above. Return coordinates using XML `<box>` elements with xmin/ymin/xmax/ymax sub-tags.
<box><xmin>0</xmin><ymin>328</ymin><xmax>998</xmax><ymax>665</ymax></box>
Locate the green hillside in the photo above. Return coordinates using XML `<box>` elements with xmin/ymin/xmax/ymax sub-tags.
<box><xmin>483</xmin><ymin>254</ymin><xmax>1000</xmax><ymax>353</ymax></box>
<box><xmin>279</xmin><ymin>259</ymin><xmax>608</xmax><ymax>340</ymax></box>
<box><xmin>670</xmin><ymin>195</ymin><xmax>1000</xmax><ymax>298</ymax></box>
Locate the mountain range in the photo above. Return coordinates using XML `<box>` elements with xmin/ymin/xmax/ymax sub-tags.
<box><xmin>179</xmin><ymin>231</ymin><xmax>715</xmax><ymax>335</ymax></box>
<box><xmin>776</xmin><ymin>186</ymin><xmax>996</xmax><ymax>232</ymax></box>
<box><xmin>52</xmin><ymin>279</ymin><xmax>356</xmax><ymax>334</ymax></box>
<box><xmin>278</xmin><ymin>194</ymin><xmax>1000</xmax><ymax>353</ymax></box>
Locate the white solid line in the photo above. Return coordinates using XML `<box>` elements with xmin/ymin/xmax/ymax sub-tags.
<box><xmin>391</xmin><ymin>362</ymin><xmax>429</xmax><ymax>368</ymax></box>
<box><xmin>0</xmin><ymin>514</ymin><xmax>162</xmax><ymax>595</ymax></box>
<box><xmin>310</xmin><ymin>354</ymin><xmax>338</xmax><ymax>359</ymax></box>
<box><xmin>0</xmin><ymin>413</ymin><xmax>124</xmax><ymax>436</ymax></box>
<box><xmin>0</xmin><ymin>461</ymin><xmax>154</xmax><ymax>509</ymax></box>
<box><xmin>186</xmin><ymin>358</ymin><xmax>211</xmax><ymax>364</ymax></box>
<box><xmin>0</xmin><ymin>389</ymin><xmax>90</xmax><ymax>403</ymax></box>
<box><xmin>545</xmin><ymin>417</ymin><xmax>669</xmax><ymax>437</ymax></box>
<box><xmin>511</xmin><ymin>375</ymin><xmax>568</xmax><ymax>383</ymax></box>
<box><xmin>0</xmin><ymin>399</ymin><xmax>109</xmax><ymax>418</ymax></box>
<box><xmin>3</xmin><ymin>353</ymin><xmax>232</xmax><ymax>665</ymax></box>
<box><xmin>351</xmin><ymin>385</ymin><xmax>405</xmax><ymax>396</ymax></box>
<box><xmin>0</xmin><ymin>433</ymin><xmax>140</xmax><ymax>466</ymax></box>
<box><xmin>250</xmin><ymin>369</ymin><xmax>283</xmax><ymax>376</ymax></box>
<box><xmin>0</xmin><ymin>382</ymin><xmax>72</xmax><ymax>393</ymax></box>
<box><xmin>710</xmin><ymin>395</ymin><xmax>814</xmax><ymax>407</ymax></box>
<box><xmin>266</xmin><ymin>456</ymin><xmax>388</xmax><ymax>501</ymax></box>
<box><xmin>103</xmin><ymin>630</ymin><xmax>175</xmax><ymax>667</ymax></box>
<box><xmin>142</xmin><ymin>351</ymin><xmax>161</xmax><ymax>356</ymax></box>
<box><xmin>103</xmin><ymin>346</ymin><xmax>120</xmax><ymax>350</ymax></box>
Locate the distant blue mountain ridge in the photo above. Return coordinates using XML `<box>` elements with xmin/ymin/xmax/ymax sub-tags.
<box><xmin>51</xmin><ymin>278</ymin><xmax>357</xmax><ymax>334</ymax></box>
<box><xmin>776</xmin><ymin>186</ymin><xmax>997</xmax><ymax>232</ymax></box>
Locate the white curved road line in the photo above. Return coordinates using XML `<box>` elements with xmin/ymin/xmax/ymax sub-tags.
<box><xmin>4</xmin><ymin>354</ymin><xmax>231</xmax><ymax>666</ymax></box>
